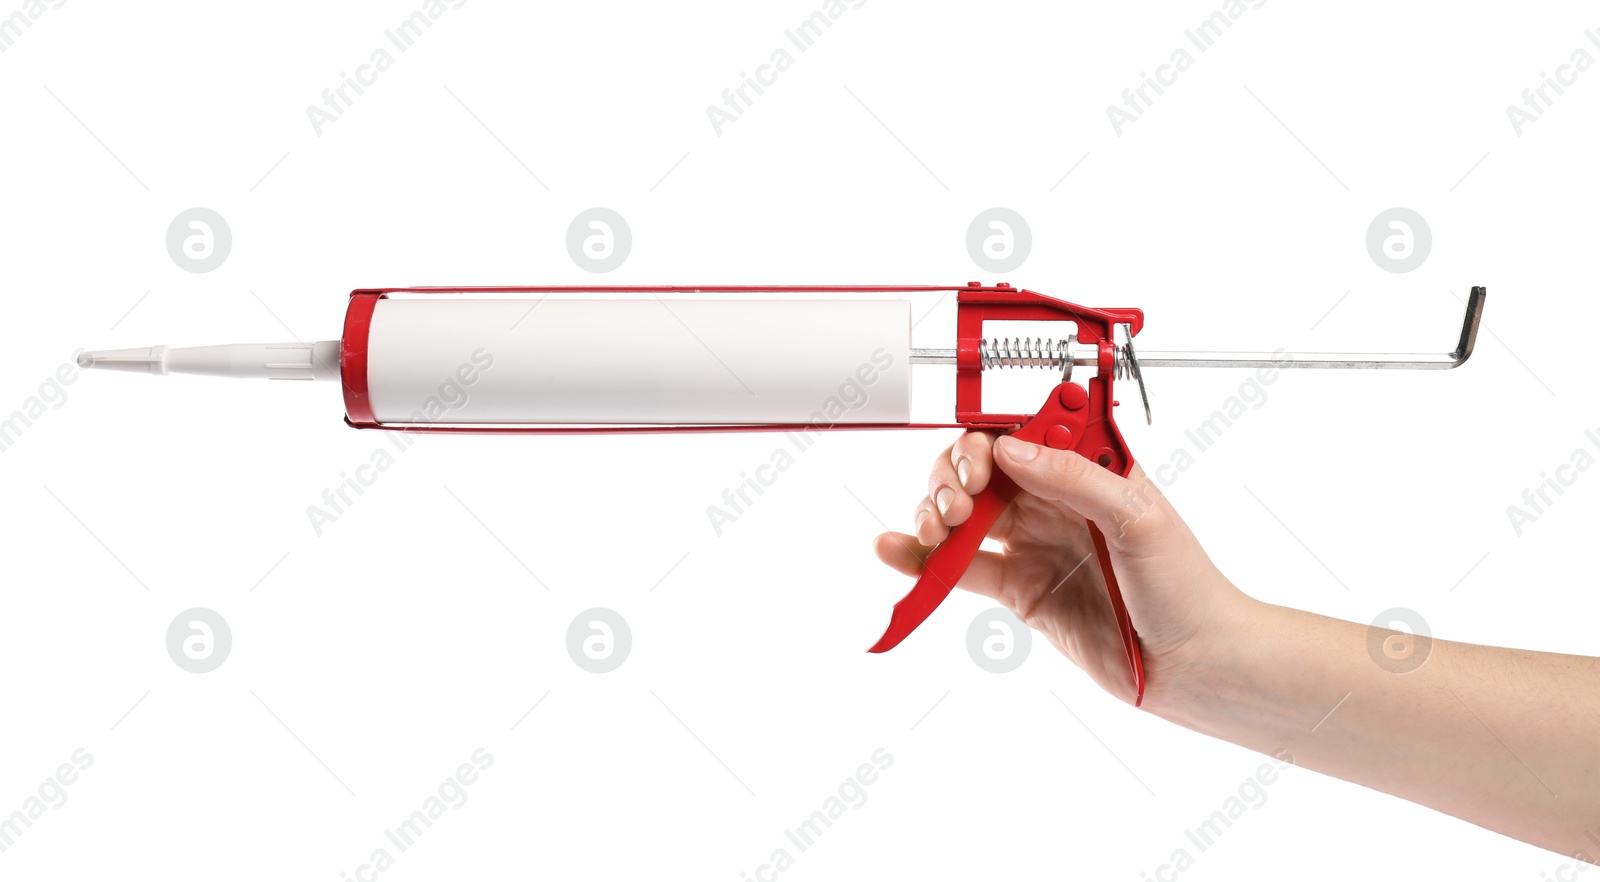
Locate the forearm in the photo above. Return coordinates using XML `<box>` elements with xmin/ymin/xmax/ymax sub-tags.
<box><xmin>1147</xmin><ymin>595</ymin><xmax>1600</xmax><ymax>858</ymax></box>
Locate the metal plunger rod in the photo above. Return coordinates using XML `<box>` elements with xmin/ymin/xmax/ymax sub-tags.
<box><xmin>908</xmin><ymin>348</ymin><xmax>1465</xmax><ymax>369</ymax></box>
<box><xmin>912</xmin><ymin>286</ymin><xmax>1486</xmax><ymax>372</ymax></box>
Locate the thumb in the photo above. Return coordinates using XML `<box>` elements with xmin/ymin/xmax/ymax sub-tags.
<box><xmin>992</xmin><ymin>435</ymin><xmax>1165</xmax><ymax>542</ymax></box>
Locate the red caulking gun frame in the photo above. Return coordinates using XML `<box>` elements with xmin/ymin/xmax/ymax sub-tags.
<box><xmin>78</xmin><ymin>283</ymin><xmax>1487</xmax><ymax>706</ymax></box>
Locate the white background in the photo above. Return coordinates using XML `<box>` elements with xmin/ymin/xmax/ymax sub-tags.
<box><xmin>2</xmin><ymin>1</ymin><xmax>1598</xmax><ymax>879</ymax></box>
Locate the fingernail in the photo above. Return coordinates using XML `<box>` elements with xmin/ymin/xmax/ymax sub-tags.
<box><xmin>997</xmin><ymin>435</ymin><xmax>1038</xmax><ymax>462</ymax></box>
<box><xmin>935</xmin><ymin>486</ymin><xmax>954</xmax><ymax>516</ymax></box>
<box><xmin>955</xmin><ymin>456</ymin><xmax>971</xmax><ymax>488</ymax></box>
<box><xmin>915</xmin><ymin>507</ymin><xmax>931</xmax><ymax>529</ymax></box>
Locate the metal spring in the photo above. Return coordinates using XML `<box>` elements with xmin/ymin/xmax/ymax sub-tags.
<box><xmin>1112</xmin><ymin>343</ymin><xmax>1139</xmax><ymax>380</ymax></box>
<box><xmin>978</xmin><ymin>337</ymin><xmax>1072</xmax><ymax>369</ymax></box>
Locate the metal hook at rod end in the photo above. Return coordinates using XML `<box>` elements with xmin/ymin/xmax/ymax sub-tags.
<box><xmin>1451</xmin><ymin>286</ymin><xmax>1487</xmax><ymax>368</ymax></box>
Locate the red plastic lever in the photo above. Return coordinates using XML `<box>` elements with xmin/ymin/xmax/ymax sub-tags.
<box><xmin>868</xmin><ymin>380</ymin><xmax>1145</xmax><ymax>704</ymax></box>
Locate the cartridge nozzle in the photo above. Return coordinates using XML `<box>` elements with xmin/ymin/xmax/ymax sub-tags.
<box><xmin>76</xmin><ymin>341</ymin><xmax>341</xmax><ymax>381</ymax></box>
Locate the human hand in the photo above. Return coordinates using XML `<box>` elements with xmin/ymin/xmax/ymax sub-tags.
<box><xmin>879</xmin><ymin>433</ymin><xmax>1600</xmax><ymax>857</ymax></box>
<box><xmin>874</xmin><ymin>432</ymin><xmax>1248</xmax><ymax>707</ymax></box>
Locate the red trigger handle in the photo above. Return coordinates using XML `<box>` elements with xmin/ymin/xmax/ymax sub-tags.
<box><xmin>868</xmin><ymin>286</ymin><xmax>1146</xmax><ymax>706</ymax></box>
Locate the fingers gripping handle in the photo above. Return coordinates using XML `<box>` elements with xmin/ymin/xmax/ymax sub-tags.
<box><xmin>868</xmin><ymin>380</ymin><xmax>1148</xmax><ymax>705</ymax></box>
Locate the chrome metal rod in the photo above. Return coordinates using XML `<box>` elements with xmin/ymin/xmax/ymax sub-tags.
<box><xmin>910</xmin><ymin>286</ymin><xmax>1486</xmax><ymax>371</ymax></box>
<box><xmin>909</xmin><ymin>349</ymin><xmax>1463</xmax><ymax>369</ymax></box>
<box><xmin>1137</xmin><ymin>351</ymin><xmax>1459</xmax><ymax>369</ymax></box>
<box><xmin>908</xmin><ymin>348</ymin><xmax>1459</xmax><ymax>369</ymax></box>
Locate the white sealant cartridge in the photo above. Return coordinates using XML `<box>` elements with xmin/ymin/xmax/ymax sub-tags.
<box><xmin>77</xmin><ymin>289</ymin><xmax>915</xmax><ymax>429</ymax></box>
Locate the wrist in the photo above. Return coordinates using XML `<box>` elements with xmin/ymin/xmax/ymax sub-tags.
<box><xmin>1139</xmin><ymin>588</ymin><xmax>1275</xmax><ymax>733</ymax></box>
<box><xmin>1141</xmin><ymin>594</ymin><xmax>1357</xmax><ymax>766</ymax></box>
